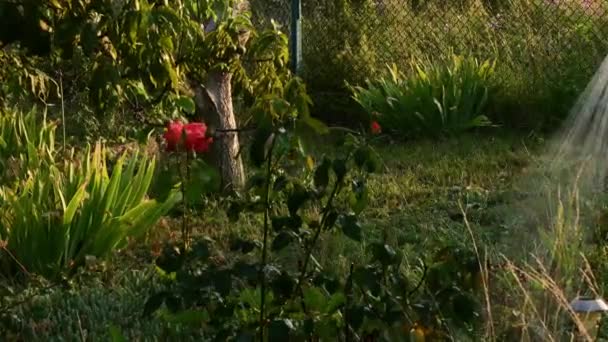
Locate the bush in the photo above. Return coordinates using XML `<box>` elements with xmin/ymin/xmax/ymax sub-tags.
<box><xmin>351</xmin><ymin>55</ymin><xmax>495</xmax><ymax>137</ymax></box>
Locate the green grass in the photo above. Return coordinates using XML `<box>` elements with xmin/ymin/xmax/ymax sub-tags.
<box><xmin>315</xmin><ymin>133</ymin><xmax>539</xmax><ymax>274</ymax></box>
<box><xmin>0</xmin><ymin>132</ymin><xmax>566</xmax><ymax>341</ymax></box>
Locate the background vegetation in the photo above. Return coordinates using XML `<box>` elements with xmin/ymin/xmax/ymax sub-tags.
<box><xmin>1</xmin><ymin>0</ymin><xmax>608</xmax><ymax>341</ymax></box>
<box><xmin>251</xmin><ymin>0</ymin><xmax>608</xmax><ymax>129</ymax></box>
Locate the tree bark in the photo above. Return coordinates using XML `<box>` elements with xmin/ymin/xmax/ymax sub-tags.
<box><xmin>193</xmin><ymin>72</ymin><xmax>245</xmax><ymax>193</ymax></box>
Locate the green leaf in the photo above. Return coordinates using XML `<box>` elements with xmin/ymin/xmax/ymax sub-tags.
<box><xmin>301</xmin><ymin>116</ymin><xmax>329</xmax><ymax>135</ymax></box>
<box><xmin>271</xmin><ymin>231</ymin><xmax>295</xmax><ymax>251</ymax></box>
<box><xmin>270</xmin><ymin>98</ymin><xmax>290</xmax><ymax>117</ymax></box>
<box><xmin>268</xmin><ymin>319</ymin><xmax>295</xmax><ymax>342</ymax></box>
<box><xmin>151</xmin><ymin>164</ymin><xmax>179</xmax><ymax>201</ymax></box>
<box><xmin>332</xmin><ymin>159</ymin><xmax>347</xmax><ymax>183</ymax></box>
<box><xmin>371</xmin><ymin>243</ymin><xmax>400</xmax><ymax>266</ymax></box>
<box><xmin>175</xmin><ymin>96</ymin><xmax>195</xmax><ymax>114</ymax></box>
<box><xmin>346</xmin><ymin>305</ymin><xmax>366</xmax><ymax>330</ymax></box>
<box><xmin>271</xmin><ymin>271</ymin><xmax>296</xmax><ymax>299</ymax></box>
<box><xmin>250</xmin><ymin>124</ymin><xmax>273</xmax><ymax>168</ymax></box>
<box><xmin>353</xmin><ymin>266</ymin><xmax>381</xmax><ymax>295</ymax></box>
<box><xmin>185</xmin><ymin>160</ymin><xmax>220</xmax><ymax>204</ymax></box>
<box><xmin>81</xmin><ymin>23</ymin><xmax>98</xmax><ymax>55</ymax></box>
<box><xmin>325</xmin><ymin>292</ymin><xmax>346</xmax><ymax>313</ymax></box>
<box><xmin>287</xmin><ymin>184</ymin><xmax>310</xmax><ymax>216</ymax></box>
<box><xmin>354</xmin><ymin>146</ymin><xmax>371</xmax><ymax>168</ymax></box>
<box><xmin>108</xmin><ymin>325</ymin><xmax>127</xmax><ymax>342</ymax></box>
<box><xmin>159</xmin><ymin>36</ymin><xmax>174</xmax><ymax>53</ymax></box>
<box><xmin>63</xmin><ymin>182</ymin><xmax>88</xmax><ymax>226</ymax></box>
<box><xmin>314</xmin><ymin>157</ymin><xmax>331</xmax><ymax>191</ymax></box>
<box><xmin>126</xmin><ymin>11</ymin><xmax>139</xmax><ymax>43</ymax></box>
<box><xmin>164</xmin><ymin>60</ymin><xmax>179</xmax><ymax>88</ymax></box>
<box><xmin>324</xmin><ymin>210</ymin><xmax>339</xmax><ymax>231</ymax></box>
<box><xmin>49</xmin><ymin>0</ymin><xmax>63</xmax><ymax>9</ymax></box>
<box><xmin>303</xmin><ymin>287</ymin><xmax>326</xmax><ymax>312</ymax></box>
<box><xmin>350</xmin><ymin>180</ymin><xmax>368</xmax><ymax>215</ymax></box>
<box><xmin>341</xmin><ymin>215</ymin><xmax>362</xmax><ymax>242</ymax></box>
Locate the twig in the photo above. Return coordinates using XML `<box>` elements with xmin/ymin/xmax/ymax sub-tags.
<box><xmin>0</xmin><ymin>245</ymin><xmax>30</xmax><ymax>276</ymax></box>
<box><xmin>296</xmin><ymin>179</ymin><xmax>342</xmax><ymax>292</ymax></box>
<box><xmin>214</xmin><ymin>127</ymin><xmax>255</xmax><ymax>133</ymax></box>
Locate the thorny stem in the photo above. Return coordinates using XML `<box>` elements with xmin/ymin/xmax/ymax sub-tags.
<box><xmin>259</xmin><ymin>135</ymin><xmax>276</xmax><ymax>340</ymax></box>
<box><xmin>180</xmin><ymin>152</ymin><xmax>190</xmax><ymax>249</ymax></box>
<box><xmin>296</xmin><ymin>177</ymin><xmax>343</xmax><ymax>294</ymax></box>
<box><xmin>344</xmin><ymin>263</ymin><xmax>354</xmax><ymax>342</ymax></box>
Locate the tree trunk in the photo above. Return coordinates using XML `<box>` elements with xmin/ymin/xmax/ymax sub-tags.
<box><xmin>193</xmin><ymin>72</ymin><xmax>245</xmax><ymax>193</ymax></box>
<box><xmin>193</xmin><ymin>2</ymin><xmax>249</xmax><ymax>193</ymax></box>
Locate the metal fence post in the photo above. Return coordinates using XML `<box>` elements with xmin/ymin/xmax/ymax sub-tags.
<box><xmin>290</xmin><ymin>0</ymin><xmax>302</xmax><ymax>75</ymax></box>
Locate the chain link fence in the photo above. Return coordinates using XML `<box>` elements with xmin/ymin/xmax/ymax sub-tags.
<box><xmin>251</xmin><ymin>0</ymin><xmax>608</xmax><ymax>123</ymax></box>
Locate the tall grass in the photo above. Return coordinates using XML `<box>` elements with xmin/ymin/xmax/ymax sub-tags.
<box><xmin>465</xmin><ymin>167</ymin><xmax>608</xmax><ymax>340</ymax></box>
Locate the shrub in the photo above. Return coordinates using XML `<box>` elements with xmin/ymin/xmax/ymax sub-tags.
<box><xmin>351</xmin><ymin>55</ymin><xmax>495</xmax><ymax>137</ymax></box>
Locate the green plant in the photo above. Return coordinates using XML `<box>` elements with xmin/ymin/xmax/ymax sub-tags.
<box><xmin>0</xmin><ymin>143</ymin><xmax>181</xmax><ymax>279</ymax></box>
<box><xmin>0</xmin><ymin>107</ymin><xmax>56</xmax><ymax>180</ymax></box>
<box><xmin>351</xmin><ymin>55</ymin><xmax>495</xmax><ymax>137</ymax></box>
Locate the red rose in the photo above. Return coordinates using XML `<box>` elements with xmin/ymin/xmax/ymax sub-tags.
<box><xmin>183</xmin><ymin>122</ymin><xmax>213</xmax><ymax>153</ymax></box>
<box><xmin>164</xmin><ymin>121</ymin><xmax>213</xmax><ymax>153</ymax></box>
<box><xmin>370</xmin><ymin>121</ymin><xmax>381</xmax><ymax>135</ymax></box>
<box><xmin>164</xmin><ymin>121</ymin><xmax>185</xmax><ymax>152</ymax></box>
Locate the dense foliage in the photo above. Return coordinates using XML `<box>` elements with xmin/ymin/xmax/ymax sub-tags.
<box><xmin>0</xmin><ymin>0</ymin><xmax>293</xmax><ymax>136</ymax></box>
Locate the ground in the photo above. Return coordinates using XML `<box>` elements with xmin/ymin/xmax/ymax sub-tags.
<box><xmin>0</xmin><ymin>132</ymin><xmax>545</xmax><ymax>340</ymax></box>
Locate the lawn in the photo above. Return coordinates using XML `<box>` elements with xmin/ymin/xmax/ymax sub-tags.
<box><xmin>0</xmin><ymin>133</ymin><xmax>545</xmax><ymax>341</ymax></box>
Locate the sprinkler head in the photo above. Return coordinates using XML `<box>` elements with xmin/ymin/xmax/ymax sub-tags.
<box><xmin>570</xmin><ymin>297</ymin><xmax>608</xmax><ymax>340</ymax></box>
